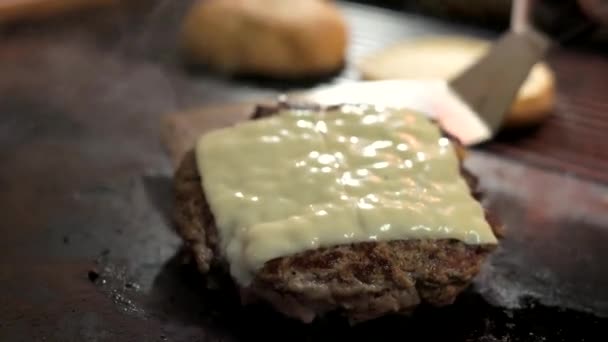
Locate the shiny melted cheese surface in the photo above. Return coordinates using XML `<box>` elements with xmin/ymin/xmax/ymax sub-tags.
<box><xmin>195</xmin><ymin>105</ymin><xmax>497</xmax><ymax>285</ymax></box>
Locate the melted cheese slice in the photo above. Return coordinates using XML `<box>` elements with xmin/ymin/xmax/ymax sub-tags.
<box><xmin>195</xmin><ymin>105</ymin><xmax>497</xmax><ymax>285</ymax></box>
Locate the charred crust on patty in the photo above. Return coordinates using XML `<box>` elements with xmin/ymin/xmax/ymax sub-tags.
<box><xmin>172</xmin><ymin>102</ymin><xmax>502</xmax><ymax>323</ymax></box>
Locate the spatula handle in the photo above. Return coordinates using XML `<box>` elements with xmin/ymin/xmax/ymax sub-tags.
<box><xmin>511</xmin><ymin>0</ymin><xmax>533</xmax><ymax>33</ymax></box>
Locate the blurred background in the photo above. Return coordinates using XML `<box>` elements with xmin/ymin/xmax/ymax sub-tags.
<box><xmin>1</xmin><ymin>1</ymin><xmax>608</xmax><ymax>341</ymax></box>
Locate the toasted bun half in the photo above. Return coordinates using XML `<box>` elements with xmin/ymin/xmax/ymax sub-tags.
<box><xmin>358</xmin><ymin>36</ymin><xmax>555</xmax><ymax>128</ymax></box>
<box><xmin>180</xmin><ymin>0</ymin><xmax>348</xmax><ymax>78</ymax></box>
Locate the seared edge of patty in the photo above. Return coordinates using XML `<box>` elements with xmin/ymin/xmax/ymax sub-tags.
<box><xmin>172</xmin><ymin>104</ymin><xmax>502</xmax><ymax>323</ymax></box>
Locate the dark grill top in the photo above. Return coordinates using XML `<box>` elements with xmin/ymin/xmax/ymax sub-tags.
<box><xmin>487</xmin><ymin>50</ymin><xmax>608</xmax><ymax>184</ymax></box>
<box><xmin>0</xmin><ymin>1</ymin><xmax>607</xmax><ymax>341</ymax></box>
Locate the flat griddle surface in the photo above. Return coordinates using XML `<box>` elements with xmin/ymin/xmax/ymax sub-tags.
<box><xmin>1</xmin><ymin>1</ymin><xmax>607</xmax><ymax>341</ymax></box>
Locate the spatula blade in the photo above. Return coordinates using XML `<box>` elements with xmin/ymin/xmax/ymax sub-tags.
<box><xmin>448</xmin><ymin>29</ymin><xmax>551</xmax><ymax>134</ymax></box>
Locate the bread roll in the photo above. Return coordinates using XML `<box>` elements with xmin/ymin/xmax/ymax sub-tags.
<box><xmin>358</xmin><ymin>36</ymin><xmax>555</xmax><ymax>128</ymax></box>
<box><xmin>0</xmin><ymin>0</ymin><xmax>117</xmax><ymax>23</ymax></box>
<box><xmin>181</xmin><ymin>0</ymin><xmax>348</xmax><ymax>78</ymax></box>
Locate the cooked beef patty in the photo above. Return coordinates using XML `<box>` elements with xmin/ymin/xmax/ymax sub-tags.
<box><xmin>172</xmin><ymin>104</ymin><xmax>502</xmax><ymax>323</ymax></box>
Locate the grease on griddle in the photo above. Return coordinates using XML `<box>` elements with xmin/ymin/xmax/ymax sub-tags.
<box><xmin>87</xmin><ymin>258</ymin><xmax>147</xmax><ymax>317</ymax></box>
<box><xmin>88</xmin><ymin>270</ymin><xmax>100</xmax><ymax>283</ymax></box>
<box><xmin>125</xmin><ymin>282</ymin><xmax>141</xmax><ymax>291</ymax></box>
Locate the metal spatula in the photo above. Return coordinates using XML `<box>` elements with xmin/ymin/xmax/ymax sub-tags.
<box><xmin>449</xmin><ymin>0</ymin><xmax>552</xmax><ymax>135</ymax></box>
<box><xmin>298</xmin><ymin>0</ymin><xmax>551</xmax><ymax>146</ymax></box>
